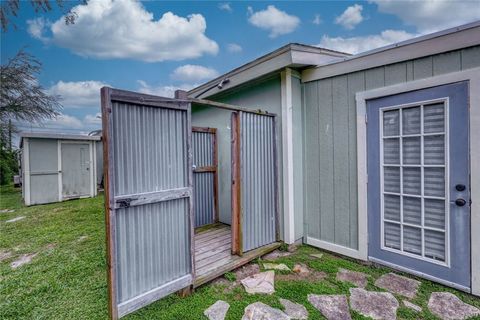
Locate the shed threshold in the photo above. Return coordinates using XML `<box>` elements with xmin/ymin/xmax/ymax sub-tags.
<box><xmin>194</xmin><ymin>223</ymin><xmax>281</xmax><ymax>287</ymax></box>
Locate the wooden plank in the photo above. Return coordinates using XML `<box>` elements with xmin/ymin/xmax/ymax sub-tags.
<box><xmin>194</xmin><ymin>242</ymin><xmax>281</xmax><ymax>287</ymax></box>
<box><xmin>195</xmin><ymin>226</ymin><xmax>229</xmax><ymax>239</ymax></box>
<box><xmin>413</xmin><ymin>56</ymin><xmax>433</xmax><ymax>79</ymax></box>
<box><xmin>114</xmin><ymin>188</ymin><xmax>191</xmax><ymax>209</ymax></box>
<box><xmin>272</xmin><ymin>114</ymin><xmax>280</xmax><ymax>241</ymax></box>
<box><xmin>461</xmin><ymin>46</ymin><xmax>480</xmax><ymax>69</ymax></box>
<box><xmin>187</xmin><ymin>101</ymin><xmax>195</xmax><ymax>291</ymax></box>
<box><xmin>332</xmin><ymin>75</ymin><xmax>350</xmax><ymax>247</ymax></box>
<box><xmin>318</xmin><ymin>79</ymin><xmax>334</xmax><ymax>242</ymax></box>
<box><xmin>433</xmin><ymin>51</ymin><xmax>461</xmax><ymax>75</ymax></box>
<box><xmin>194</xmin><ymin>166</ymin><xmax>216</xmax><ymax>173</ymax></box>
<box><xmin>101</xmin><ymin>87</ymin><xmax>118</xmax><ymax>320</ymax></box>
<box><xmin>195</xmin><ymin>236</ymin><xmax>231</xmax><ymax>253</ymax></box>
<box><xmin>213</xmin><ymin>129</ymin><xmax>219</xmax><ymax>223</ymax></box>
<box><xmin>385</xmin><ymin>62</ymin><xmax>407</xmax><ymax>86</ymax></box>
<box><xmin>347</xmin><ymin>72</ymin><xmax>365</xmax><ymax>250</ymax></box>
<box><xmin>303</xmin><ymin>82</ymin><xmax>320</xmax><ymax>239</ymax></box>
<box><xmin>195</xmin><ymin>232</ymin><xmax>230</xmax><ymax>246</ymax></box>
<box><xmin>192</xmin><ymin>126</ymin><xmax>217</xmax><ymax>133</ymax></box>
<box><xmin>195</xmin><ymin>242</ymin><xmax>231</xmax><ymax>257</ymax></box>
<box><xmin>191</xmin><ymin>98</ymin><xmax>277</xmax><ymax>117</ymax></box>
<box><xmin>231</xmin><ymin>112</ymin><xmax>242</xmax><ymax>255</ymax></box>
<box><xmin>196</xmin><ymin>248</ymin><xmax>232</xmax><ymax>268</ymax></box>
<box><xmin>110</xmin><ymin>88</ymin><xmax>189</xmax><ymax>111</ymax></box>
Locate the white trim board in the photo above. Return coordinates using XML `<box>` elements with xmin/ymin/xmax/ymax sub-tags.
<box><xmin>306</xmin><ymin>237</ymin><xmax>365</xmax><ymax>260</ymax></box>
<box><xmin>23</xmin><ymin>138</ymin><xmax>31</xmax><ymax>206</ymax></box>
<box><xmin>281</xmin><ymin>68</ymin><xmax>296</xmax><ymax>244</ymax></box>
<box><xmin>303</xmin><ymin>23</ymin><xmax>480</xmax><ymax>82</ymax></box>
<box><xmin>355</xmin><ymin>67</ymin><xmax>480</xmax><ymax>296</ymax></box>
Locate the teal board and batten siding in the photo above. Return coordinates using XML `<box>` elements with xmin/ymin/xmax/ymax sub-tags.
<box><xmin>192</xmin><ymin>75</ymin><xmax>284</xmax><ymax>238</ymax></box>
<box><xmin>302</xmin><ymin>46</ymin><xmax>480</xmax><ymax>251</ymax></box>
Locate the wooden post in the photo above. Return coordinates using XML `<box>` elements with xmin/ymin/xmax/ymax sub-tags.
<box><xmin>231</xmin><ymin>112</ymin><xmax>242</xmax><ymax>255</ymax></box>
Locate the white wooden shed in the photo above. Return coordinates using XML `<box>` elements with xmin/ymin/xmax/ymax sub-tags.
<box><xmin>20</xmin><ymin>132</ymin><xmax>101</xmax><ymax>206</ymax></box>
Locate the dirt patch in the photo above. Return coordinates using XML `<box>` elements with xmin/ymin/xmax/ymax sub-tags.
<box><xmin>211</xmin><ymin>277</ymin><xmax>239</xmax><ymax>294</ymax></box>
<box><xmin>10</xmin><ymin>253</ymin><xmax>38</xmax><ymax>269</ymax></box>
<box><xmin>277</xmin><ymin>270</ymin><xmax>327</xmax><ymax>282</ymax></box>
<box><xmin>234</xmin><ymin>263</ymin><xmax>260</xmax><ymax>281</ymax></box>
<box><xmin>0</xmin><ymin>250</ymin><xmax>13</xmax><ymax>262</ymax></box>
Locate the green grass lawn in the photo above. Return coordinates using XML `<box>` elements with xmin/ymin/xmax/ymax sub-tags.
<box><xmin>1</xmin><ymin>185</ymin><xmax>479</xmax><ymax>319</ymax></box>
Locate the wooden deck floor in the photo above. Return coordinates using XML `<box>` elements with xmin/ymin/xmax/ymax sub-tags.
<box><xmin>194</xmin><ymin>223</ymin><xmax>281</xmax><ymax>287</ymax></box>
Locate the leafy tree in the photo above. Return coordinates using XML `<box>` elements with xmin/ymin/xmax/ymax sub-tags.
<box><xmin>1</xmin><ymin>0</ymin><xmax>79</xmax><ymax>31</ymax></box>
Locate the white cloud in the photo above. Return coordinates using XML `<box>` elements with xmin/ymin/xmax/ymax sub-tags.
<box><xmin>136</xmin><ymin>80</ymin><xmax>195</xmax><ymax>98</ymax></box>
<box><xmin>371</xmin><ymin>0</ymin><xmax>480</xmax><ymax>33</ymax></box>
<box><xmin>227</xmin><ymin>43</ymin><xmax>242</xmax><ymax>53</ymax></box>
<box><xmin>247</xmin><ymin>5</ymin><xmax>300</xmax><ymax>38</ymax></box>
<box><xmin>45</xmin><ymin>113</ymin><xmax>84</xmax><ymax>129</ymax></box>
<box><xmin>29</xmin><ymin>0</ymin><xmax>218</xmax><ymax>62</ymax></box>
<box><xmin>313</xmin><ymin>14</ymin><xmax>322</xmax><ymax>25</ymax></box>
<box><xmin>27</xmin><ymin>17</ymin><xmax>50</xmax><ymax>42</ymax></box>
<box><xmin>48</xmin><ymin>80</ymin><xmax>108</xmax><ymax>108</ymax></box>
<box><xmin>170</xmin><ymin>65</ymin><xmax>219</xmax><ymax>83</ymax></box>
<box><xmin>218</xmin><ymin>3</ymin><xmax>232</xmax><ymax>12</ymax></box>
<box><xmin>335</xmin><ymin>4</ymin><xmax>364</xmax><ymax>30</ymax></box>
<box><xmin>84</xmin><ymin>113</ymin><xmax>102</xmax><ymax>126</ymax></box>
<box><xmin>318</xmin><ymin>29</ymin><xmax>417</xmax><ymax>54</ymax></box>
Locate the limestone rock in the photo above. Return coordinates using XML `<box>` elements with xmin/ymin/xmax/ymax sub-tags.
<box><xmin>262</xmin><ymin>250</ymin><xmax>292</xmax><ymax>261</ymax></box>
<box><xmin>336</xmin><ymin>268</ymin><xmax>368</xmax><ymax>288</ymax></box>
<box><xmin>263</xmin><ymin>263</ymin><xmax>290</xmax><ymax>271</ymax></box>
<box><xmin>279</xmin><ymin>298</ymin><xmax>308</xmax><ymax>319</ymax></box>
<box><xmin>428</xmin><ymin>292</ymin><xmax>480</xmax><ymax>320</ymax></box>
<box><xmin>309</xmin><ymin>253</ymin><xmax>323</xmax><ymax>259</ymax></box>
<box><xmin>403</xmin><ymin>300</ymin><xmax>422</xmax><ymax>312</ymax></box>
<box><xmin>349</xmin><ymin>288</ymin><xmax>399</xmax><ymax>320</ymax></box>
<box><xmin>241</xmin><ymin>271</ymin><xmax>275</xmax><ymax>294</ymax></box>
<box><xmin>204</xmin><ymin>300</ymin><xmax>230</xmax><ymax>320</ymax></box>
<box><xmin>10</xmin><ymin>253</ymin><xmax>37</xmax><ymax>269</ymax></box>
<box><xmin>0</xmin><ymin>250</ymin><xmax>12</xmax><ymax>262</ymax></box>
<box><xmin>374</xmin><ymin>273</ymin><xmax>420</xmax><ymax>299</ymax></box>
<box><xmin>242</xmin><ymin>302</ymin><xmax>290</xmax><ymax>320</ymax></box>
<box><xmin>5</xmin><ymin>216</ymin><xmax>25</xmax><ymax>223</ymax></box>
<box><xmin>308</xmin><ymin>294</ymin><xmax>351</xmax><ymax>320</ymax></box>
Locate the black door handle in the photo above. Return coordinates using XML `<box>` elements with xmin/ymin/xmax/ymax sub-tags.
<box><xmin>455</xmin><ymin>198</ymin><xmax>466</xmax><ymax>207</ymax></box>
<box><xmin>455</xmin><ymin>184</ymin><xmax>466</xmax><ymax>191</ymax></box>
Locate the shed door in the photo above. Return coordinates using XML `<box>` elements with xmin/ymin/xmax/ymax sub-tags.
<box><xmin>61</xmin><ymin>143</ymin><xmax>91</xmax><ymax>198</ymax></box>
<box><xmin>101</xmin><ymin>88</ymin><xmax>194</xmax><ymax>319</ymax></box>
<box><xmin>233</xmin><ymin>111</ymin><xmax>278</xmax><ymax>253</ymax></box>
<box><xmin>192</xmin><ymin>127</ymin><xmax>218</xmax><ymax>227</ymax></box>
<box><xmin>367</xmin><ymin>82</ymin><xmax>470</xmax><ymax>291</ymax></box>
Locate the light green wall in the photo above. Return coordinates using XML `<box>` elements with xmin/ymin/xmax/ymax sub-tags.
<box><xmin>192</xmin><ymin>75</ymin><xmax>284</xmax><ymax>237</ymax></box>
<box><xmin>303</xmin><ymin>46</ymin><xmax>480</xmax><ymax>250</ymax></box>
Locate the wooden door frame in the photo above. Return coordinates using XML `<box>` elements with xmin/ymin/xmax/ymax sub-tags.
<box><xmin>192</xmin><ymin>126</ymin><xmax>219</xmax><ymax>224</ymax></box>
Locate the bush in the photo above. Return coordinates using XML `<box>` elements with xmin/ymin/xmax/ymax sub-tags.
<box><xmin>0</xmin><ymin>147</ymin><xmax>19</xmax><ymax>185</ymax></box>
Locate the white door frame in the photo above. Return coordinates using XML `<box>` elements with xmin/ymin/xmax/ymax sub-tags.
<box><xmin>58</xmin><ymin>140</ymin><xmax>96</xmax><ymax>200</ymax></box>
<box><xmin>356</xmin><ymin>67</ymin><xmax>480</xmax><ymax>295</ymax></box>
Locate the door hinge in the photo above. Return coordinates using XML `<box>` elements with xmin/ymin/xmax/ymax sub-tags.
<box><xmin>116</xmin><ymin>197</ymin><xmax>138</xmax><ymax>208</ymax></box>
<box><xmin>365</xmin><ymin>114</ymin><xmax>368</xmax><ymax>124</ymax></box>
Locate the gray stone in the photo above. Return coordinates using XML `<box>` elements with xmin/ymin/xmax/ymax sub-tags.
<box><xmin>292</xmin><ymin>264</ymin><xmax>309</xmax><ymax>274</ymax></box>
<box><xmin>242</xmin><ymin>302</ymin><xmax>290</xmax><ymax>320</ymax></box>
<box><xmin>403</xmin><ymin>300</ymin><xmax>422</xmax><ymax>312</ymax></box>
<box><xmin>263</xmin><ymin>263</ymin><xmax>290</xmax><ymax>271</ymax></box>
<box><xmin>428</xmin><ymin>292</ymin><xmax>480</xmax><ymax>320</ymax></box>
<box><xmin>349</xmin><ymin>288</ymin><xmax>399</xmax><ymax>320</ymax></box>
<box><xmin>374</xmin><ymin>273</ymin><xmax>421</xmax><ymax>298</ymax></box>
<box><xmin>0</xmin><ymin>209</ymin><xmax>15</xmax><ymax>213</ymax></box>
<box><xmin>309</xmin><ymin>253</ymin><xmax>323</xmax><ymax>259</ymax></box>
<box><xmin>0</xmin><ymin>250</ymin><xmax>12</xmax><ymax>262</ymax></box>
<box><xmin>279</xmin><ymin>298</ymin><xmax>308</xmax><ymax>320</ymax></box>
<box><xmin>204</xmin><ymin>300</ymin><xmax>230</xmax><ymax>320</ymax></box>
<box><xmin>234</xmin><ymin>263</ymin><xmax>260</xmax><ymax>281</ymax></box>
<box><xmin>262</xmin><ymin>250</ymin><xmax>292</xmax><ymax>261</ymax></box>
<box><xmin>10</xmin><ymin>253</ymin><xmax>37</xmax><ymax>269</ymax></box>
<box><xmin>241</xmin><ymin>271</ymin><xmax>275</xmax><ymax>295</ymax></box>
<box><xmin>5</xmin><ymin>216</ymin><xmax>25</xmax><ymax>223</ymax></box>
<box><xmin>336</xmin><ymin>268</ymin><xmax>368</xmax><ymax>288</ymax></box>
<box><xmin>308</xmin><ymin>294</ymin><xmax>351</xmax><ymax>320</ymax></box>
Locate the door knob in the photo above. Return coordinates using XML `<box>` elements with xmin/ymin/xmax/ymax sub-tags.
<box><xmin>455</xmin><ymin>198</ymin><xmax>466</xmax><ymax>207</ymax></box>
<box><xmin>455</xmin><ymin>184</ymin><xmax>466</xmax><ymax>191</ymax></box>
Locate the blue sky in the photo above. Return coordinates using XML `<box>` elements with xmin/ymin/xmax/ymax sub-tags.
<box><xmin>1</xmin><ymin>0</ymin><xmax>479</xmax><ymax>140</ymax></box>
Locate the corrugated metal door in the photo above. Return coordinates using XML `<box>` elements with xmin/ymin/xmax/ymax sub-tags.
<box><xmin>192</xmin><ymin>127</ymin><xmax>218</xmax><ymax>227</ymax></box>
<box><xmin>367</xmin><ymin>82</ymin><xmax>470</xmax><ymax>291</ymax></box>
<box><xmin>236</xmin><ymin>112</ymin><xmax>278</xmax><ymax>252</ymax></box>
<box><xmin>61</xmin><ymin>143</ymin><xmax>91</xmax><ymax>198</ymax></box>
<box><xmin>101</xmin><ymin>88</ymin><xmax>194</xmax><ymax>319</ymax></box>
